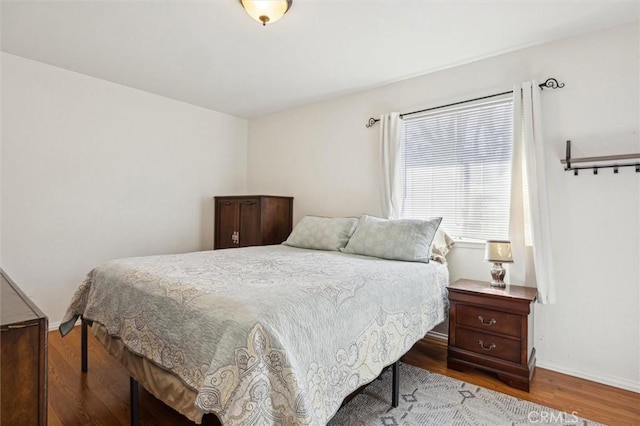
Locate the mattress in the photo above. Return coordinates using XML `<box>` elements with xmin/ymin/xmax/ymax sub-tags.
<box><xmin>61</xmin><ymin>245</ymin><xmax>449</xmax><ymax>425</ymax></box>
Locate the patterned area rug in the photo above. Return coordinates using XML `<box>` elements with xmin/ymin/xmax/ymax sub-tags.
<box><xmin>329</xmin><ymin>363</ymin><xmax>600</xmax><ymax>426</ymax></box>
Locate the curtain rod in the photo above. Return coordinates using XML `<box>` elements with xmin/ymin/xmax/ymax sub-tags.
<box><xmin>365</xmin><ymin>78</ymin><xmax>565</xmax><ymax>128</ymax></box>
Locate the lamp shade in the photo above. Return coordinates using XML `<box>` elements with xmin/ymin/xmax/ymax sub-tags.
<box><xmin>484</xmin><ymin>240</ymin><xmax>513</xmax><ymax>263</ymax></box>
<box><xmin>240</xmin><ymin>0</ymin><xmax>292</xmax><ymax>26</ymax></box>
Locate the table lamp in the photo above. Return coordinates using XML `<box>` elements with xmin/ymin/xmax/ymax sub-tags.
<box><xmin>484</xmin><ymin>240</ymin><xmax>513</xmax><ymax>288</ymax></box>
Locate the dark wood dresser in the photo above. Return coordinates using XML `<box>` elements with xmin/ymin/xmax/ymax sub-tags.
<box><xmin>214</xmin><ymin>195</ymin><xmax>293</xmax><ymax>249</ymax></box>
<box><xmin>1</xmin><ymin>269</ymin><xmax>48</xmax><ymax>425</ymax></box>
<box><xmin>447</xmin><ymin>278</ymin><xmax>537</xmax><ymax>391</ymax></box>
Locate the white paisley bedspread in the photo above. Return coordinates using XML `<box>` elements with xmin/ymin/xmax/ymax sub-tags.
<box><xmin>60</xmin><ymin>245</ymin><xmax>449</xmax><ymax>425</ymax></box>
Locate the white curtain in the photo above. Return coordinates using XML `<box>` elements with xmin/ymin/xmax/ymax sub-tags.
<box><xmin>379</xmin><ymin>113</ymin><xmax>404</xmax><ymax>219</ymax></box>
<box><xmin>510</xmin><ymin>81</ymin><xmax>557</xmax><ymax>304</ymax></box>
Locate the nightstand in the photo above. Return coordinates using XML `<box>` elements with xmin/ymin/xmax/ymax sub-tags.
<box><xmin>447</xmin><ymin>278</ymin><xmax>537</xmax><ymax>391</ymax></box>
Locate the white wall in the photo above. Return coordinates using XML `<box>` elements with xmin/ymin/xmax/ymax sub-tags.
<box><xmin>247</xmin><ymin>24</ymin><xmax>640</xmax><ymax>391</ymax></box>
<box><xmin>1</xmin><ymin>53</ymin><xmax>248</xmax><ymax>325</ymax></box>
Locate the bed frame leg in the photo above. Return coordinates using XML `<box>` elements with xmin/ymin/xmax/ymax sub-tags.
<box><xmin>130</xmin><ymin>377</ymin><xmax>140</xmax><ymax>426</ymax></box>
<box><xmin>392</xmin><ymin>360</ymin><xmax>400</xmax><ymax>408</ymax></box>
<box><xmin>81</xmin><ymin>318</ymin><xmax>88</xmax><ymax>373</ymax></box>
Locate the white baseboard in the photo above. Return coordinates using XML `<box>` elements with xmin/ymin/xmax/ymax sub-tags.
<box><xmin>536</xmin><ymin>361</ymin><xmax>640</xmax><ymax>394</ymax></box>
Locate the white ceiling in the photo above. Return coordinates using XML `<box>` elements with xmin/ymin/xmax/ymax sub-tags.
<box><xmin>2</xmin><ymin>1</ymin><xmax>638</xmax><ymax>118</ymax></box>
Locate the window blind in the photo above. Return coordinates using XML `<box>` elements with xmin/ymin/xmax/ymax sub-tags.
<box><xmin>401</xmin><ymin>96</ymin><xmax>514</xmax><ymax>241</ymax></box>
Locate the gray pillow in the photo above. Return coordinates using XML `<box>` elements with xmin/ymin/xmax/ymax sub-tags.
<box><xmin>283</xmin><ymin>216</ymin><xmax>359</xmax><ymax>251</ymax></box>
<box><xmin>341</xmin><ymin>215</ymin><xmax>442</xmax><ymax>263</ymax></box>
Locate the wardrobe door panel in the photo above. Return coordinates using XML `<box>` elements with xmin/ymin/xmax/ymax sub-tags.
<box><xmin>238</xmin><ymin>199</ymin><xmax>262</xmax><ymax>247</ymax></box>
<box><xmin>215</xmin><ymin>199</ymin><xmax>238</xmax><ymax>249</ymax></box>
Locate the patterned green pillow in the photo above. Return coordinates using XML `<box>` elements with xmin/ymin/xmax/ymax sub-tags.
<box><xmin>341</xmin><ymin>215</ymin><xmax>442</xmax><ymax>263</ymax></box>
<box><xmin>283</xmin><ymin>216</ymin><xmax>359</xmax><ymax>251</ymax></box>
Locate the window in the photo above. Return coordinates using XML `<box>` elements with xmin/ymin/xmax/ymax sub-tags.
<box><xmin>401</xmin><ymin>96</ymin><xmax>514</xmax><ymax>241</ymax></box>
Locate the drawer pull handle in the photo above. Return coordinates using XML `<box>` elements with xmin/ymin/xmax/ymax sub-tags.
<box><xmin>1</xmin><ymin>322</ymin><xmax>39</xmax><ymax>332</ymax></box>
<box><xmin>478</xmin><ymin>316</ymin><xmax>496</xmax><ymax>326</ymax></box>
<box><xmin>478</xmin><ymin>340</ymin><xmax>496</xmax><ymax>351</ymax></box>
<box><xmin>231</xmin><ymin>231</ymin><xmax>240</xmax><ymax>245</ymax></box>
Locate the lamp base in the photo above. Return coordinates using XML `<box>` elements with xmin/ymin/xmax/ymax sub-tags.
<box><xmin>490</xmin><ymin>262</ymin><xmax>506</xmax><ymax>288</ymax></box>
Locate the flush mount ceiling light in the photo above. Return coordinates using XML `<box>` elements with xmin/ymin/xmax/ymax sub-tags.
<box><xmin>239</xmin><ymin>0</ymin><xmax>292</xmax><ymax>26</ymax></box>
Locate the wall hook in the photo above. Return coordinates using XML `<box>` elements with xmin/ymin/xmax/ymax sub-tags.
<box><xmin>561</xmin><ymin>140</ymin><xmax>640</xmax><ymax>175</ymax></box>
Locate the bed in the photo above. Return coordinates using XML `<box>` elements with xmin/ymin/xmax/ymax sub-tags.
<box><xmin>60</xmin><ymin>216</ymin><xmax>449</xmax><ymax>425</ymax></box>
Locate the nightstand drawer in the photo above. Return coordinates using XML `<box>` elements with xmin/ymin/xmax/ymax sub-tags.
<box><xmin>455</xmin><ymin>328</ymin><xmax>520</xmax><ymax>363</ymax></box>
<box><xmin>456</xmin><ymin>304</ymin><xmax>522</xmax><ymax>337</ymax></box>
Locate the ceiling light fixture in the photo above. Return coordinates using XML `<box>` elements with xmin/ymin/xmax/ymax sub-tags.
<box><xmin>239</xmin><ymin>0</ymin><xmax>292</xmax><ymax>26</ymax></box>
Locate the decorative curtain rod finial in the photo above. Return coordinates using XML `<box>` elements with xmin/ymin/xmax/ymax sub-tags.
<box><xmin>366</xmin><ymin>117</ymin><xmax>379</xmax><ymax>128</ymax></box>
<box><xmin>539</xmin><ymin>78</ymin><xmax>565</xmax><ymax>90</ymax></box>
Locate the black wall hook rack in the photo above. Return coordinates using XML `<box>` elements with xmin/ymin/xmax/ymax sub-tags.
<box><xmin>561</xmin><ymin>140</ymin><xmax>640</xmax><ymax>175</ymax></box>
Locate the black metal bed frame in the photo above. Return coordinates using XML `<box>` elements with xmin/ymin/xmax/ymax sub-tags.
<box><xmin>80</xmin><ymin>318</ymin><xmax>401</xmax><ymax>425</ymax></box>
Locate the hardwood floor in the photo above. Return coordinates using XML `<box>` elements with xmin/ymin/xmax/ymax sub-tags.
<box><xmin>403</xmin><ymin>338</ymin><xmax>640</xmax><ymax>425</ymax></box>
<box><xmin>48</xmin><ymin>327</ymin><xmax>640</xmax><ymax>425</ymax></box>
